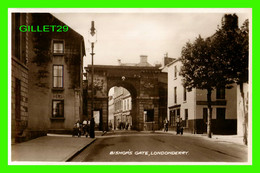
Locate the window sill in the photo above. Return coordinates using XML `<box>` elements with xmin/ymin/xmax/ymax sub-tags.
<box><xmin>52</xmin><ymin>88</ymin><xmax>64</xmax><ymax>91</ymax></box>
<box><xmin>50</xmin><ymin>117</ymin><xmax>65</xmax><ymax>121</ymax></box>
<box><xmin>53</xmin><ymin>53</ymin><xmax>64</xmax><ymax>56</ymax></box>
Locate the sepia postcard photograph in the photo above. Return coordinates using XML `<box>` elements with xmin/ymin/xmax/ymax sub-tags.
<box><xmin>8</xmin><ymin>8</ymin><xmax>252</xmax><ymax>165</ymax></box>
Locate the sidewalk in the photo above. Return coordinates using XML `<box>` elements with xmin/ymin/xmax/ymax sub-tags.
<box><xmin>11</xmin><ymin>131</ymin><xmax>106</xmax><ymax>162</ymax></box>
<box><xmin>155</xmin><ymin>130</ymin><xmax>246</xmax><ymax>146</ymax></box>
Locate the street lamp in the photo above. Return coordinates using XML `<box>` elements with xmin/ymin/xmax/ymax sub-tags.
<box><xmin>89</xmin><ymin>21</ymin><xmax>97</xmax><ymax>138</ymax></box>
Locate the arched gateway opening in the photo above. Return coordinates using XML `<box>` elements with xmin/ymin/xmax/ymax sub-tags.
<box><xmin>108</xmin><ymin>86</ymin><xmax>133</xmax><ymax>131</ymax></box>
<box><xmin>83</xmin><ymin>65</ymin><xmax>167</xmax><ymax>131</ymax></box>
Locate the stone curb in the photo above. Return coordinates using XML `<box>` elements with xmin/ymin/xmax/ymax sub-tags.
<box><xmin>65</xmin><ymin>131</ymin><xmax>106</xmax><ymax>162</ymax></box>
<box><xmin>65</xmin><ymin>138</ymin><xmax>97</xmax><ymax>162</ymax></box>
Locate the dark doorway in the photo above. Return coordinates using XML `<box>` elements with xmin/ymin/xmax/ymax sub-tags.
<box><xmin>144</xmin><ymin>109</ymin><xmax>154</xmax><ymax>131</ymax></box>
<box><xmin>217</xmin><ymin>108</ymin><xmax>226</xmax><ymax>120</ymax></box>
<box><xmin>144</xmin><ymin>109</ymin><xmax>154</xmax><ymax>122</ymax></box>
<box><xmin>216</xmin><ymin>108</ymin><xmax>226</xmax><ymax>134</ymax></box>
<box><xmin>203</xmin><ymin>108</ymin><xmax>208</xmax><ymax>133</ymax></box>
<box><xmin>170</xmin><ymin>110</ymin><xmax>175</xmax><ymax>127</ymax></box>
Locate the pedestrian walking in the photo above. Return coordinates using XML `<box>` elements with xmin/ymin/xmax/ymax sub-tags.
<box><xmin>176</xmin><ymin>118</ymin><xmax>183</xmax><ymax>135</ymax></box>
<box><xmin>163</xmin><ymin>118</ymin><xmax>168</xmax><ymax>132</ymax></box>
<box><xmin>72</xmin><ymin>120</ymin><xmax>81</xmax><ymax>137</ymax></box>
<box><xmin>108</xmin><ymin>120</ymin><xmax>113</xmax><ymax>130</ymax></box>
<box><xmin>166</xmin><ymin>119</ymin><xmax>169</xmax><ymax>132</ymax></box>
<box><xmin>82</xmin><ymin>119</ymin><xmax>89</xmax><ymax>137</ymax></box>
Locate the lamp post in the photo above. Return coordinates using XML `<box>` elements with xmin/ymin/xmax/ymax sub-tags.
<box><xmin>89</xmin><ymin>21</ymin><xmax>97</xmax><ymax>138</ymax></box>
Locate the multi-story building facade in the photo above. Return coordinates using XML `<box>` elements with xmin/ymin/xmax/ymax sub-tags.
<box><xmin>11</xmin><ymin>13</ymin><xmax>29</xmax><ymax>143</ymax></box>
<box><xmin>113</xmin><ymin>87</ymin><xmax>132</xmax><ymax>129</ymax></box>
<box><xmin>121</xmin><ymin>91</ymin><xmax>132</xmax><ymax>129</ymax></box>
<box><xmin>108</xmin><ymin>95</ymin><xmax>114</xmax><ymax>129</ymax></box>
<box><xmin>11</xmin><ymin>13</ymin><xmax>85</xmax><ymax>142</ymax></box>
<box><xmin>27</xmin><ymin>13</ymin><xmax>85</xmax><ymax>136</ymax></box>
<box><xmin>166</xmin><ymin>59</ymin><xmax>237</xmax><ymax>134</ymax></box>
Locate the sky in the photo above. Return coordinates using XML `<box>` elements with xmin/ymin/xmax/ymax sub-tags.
<box><xmin>51</xmin><ymin>9</ymin><xmax>251</xmax><ymax>68</ymax></box>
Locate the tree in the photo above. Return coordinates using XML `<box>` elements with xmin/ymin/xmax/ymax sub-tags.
<box><xmin>180</xmin><ymin>35</ymin><xmax>232</xmax><ymax>138</ymax></box>
<box><xmin>180</xmin><ymin>14</ymin><xmax>249</xmax><ymax>141</ymax></box>
<box><xmin>211</xmin><ymin>15</ymin><xmax>249</xmax><ymax>145</ymax></box>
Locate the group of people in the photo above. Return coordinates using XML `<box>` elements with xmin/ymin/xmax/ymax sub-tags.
<box><xmin>116</xmin><ymin>121</ymin><xmax>131</xmax><ymax>130</ymax></box>
<box><xmin>163</xmin><ymin>118</ymin><xmax>184</xmax><ymax>135</ymax></box>
<box><xmin>72</xmin><ymin>120</ymin><xmax>90</xmax><ymax>137</ymax></box>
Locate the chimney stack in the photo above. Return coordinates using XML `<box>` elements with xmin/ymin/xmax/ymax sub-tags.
<box><xmin>117</xmin><ymin>59</ymin><xmax>121</xmax><ymax>65</ymax></box>
<box><xmin>222</xmin><ymin>14</ymin><xmax>238</xmax><ymax>30</ymax></box>
<box><xmin>140</xmin><ymin>55</ymin><xmax>148</xmax><ymax>63</ymax></box>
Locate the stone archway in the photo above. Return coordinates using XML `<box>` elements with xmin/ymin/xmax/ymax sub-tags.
<box><xmin>107</xmin><ymin>81</ymin><xmax>138</xmax><ymax>130</ymax></box>
<box><xmin>84</xmin><ymin>65</ymin><xmax>167</xmax><ymax>131</ymax></box>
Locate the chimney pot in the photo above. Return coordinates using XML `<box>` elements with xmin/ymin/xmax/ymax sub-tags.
<box><xmin>118</xmin><ymin>59</ymin><xmax>121</xmax><ymax>65</ymax></box>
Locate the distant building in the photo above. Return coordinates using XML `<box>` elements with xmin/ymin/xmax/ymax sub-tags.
<box><xmin>11</xmin><ymin>13</ymin><xmax>85</xmax><ymax>142</ymax></box>
<box><xmin>108</xmin><ymin>95</ymin><xmax>114</xmax><ymax>129</ymax></box>
<box><xmin>165</xmin><ymin>59</ymin><xmax>237</xmax><ymax>134</ymax></box>
<box><xmin>113</xmin><ymin>87</ymin><xmax>132</xmax><ymax>130</ymax></box>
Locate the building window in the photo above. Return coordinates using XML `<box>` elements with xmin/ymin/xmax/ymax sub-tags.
<box><xmin>174</xmin><ymin>87</ymin><xmax>177</xmax><ymax>104</ymax></box>
<box><xmin>53</xmin><ymin>65</ymin><xmax>64</xmax><ymax>88</ymax></box>
<box><xmin>216</xmin><ymin>87</ymin><xmax>225</xmax><ymax>99</ymax></box>
<box><xmin>14</xmin><ymin>13</ymin><xmax>21</xmax><ymax>59</ymax></box>
<box><xmin>144</xmin><ymin>110</ymin><xmax>154</xmax><ymax>122</ymax></box>
<box><xmin>12</xmin><ymin>13</ymin><xmax>28</xmax><ymax>65</ymax></box>
<box><xmin>53</xmin><ymin>40</ymin><xmax>64</xmax><ymax>54</ymax></box>
<box><xmin>177</xmin><ymin>109</ymin><xmax>180</xmax><ymax>118</ymax></box>
<box><xmin>174</xmin><ymin>65</ymin><xmax>177</xmax><ymax>78</ymax></box>
<box><xmin>185</xmin><ymin>109</ymin><xmax>188</xmax><ymax>127</ymax></box>
<box><xmin>183</xmin><ymin>87</ymin><xmax>187</xmax><ymax>102</ymax></box>
<box><xmin>52</xmin><ymin>100</ymin><xmax>64</xmax><ymax>117</ymax></box>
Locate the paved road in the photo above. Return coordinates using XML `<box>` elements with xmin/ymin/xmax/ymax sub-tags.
<box><xmin>69</xmin><ymin>131</ymin><xmax>248</xmax><ymax>162</ymax></box>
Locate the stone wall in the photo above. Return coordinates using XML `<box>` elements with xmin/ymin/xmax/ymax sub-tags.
<box><xmin>11</xmin><ymin>13</ymin><xmax>29</xmax><ymax>143</ymax></box>
<box><xmin>11</xmin><ymin>58</ymin><xmax>29</xmax><ymax>143</ymax></box>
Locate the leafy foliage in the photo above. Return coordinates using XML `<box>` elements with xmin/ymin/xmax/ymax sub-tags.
<box><xmin>180</xmin><ymin>14</ymin><xmax>249</xmax><ymax>91</ymax></box>
<box><xmin>180</xmin><ymin>14</ymin><xmax>249</xmax><ymax>138</ymax></box>
<box><xmin>180</xmin><ymin>35</ymin><xmax>230</xmax><ymax>91</ymax></box>
<box><xmin>31</xmin><ymin>13</ymin><xmax>54</xmax><ymax>66</ymax></box>
<box><xmin>211</xmin><ymin>16</ymin><xmax>249</xmax><ymax>85</ymax></box>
